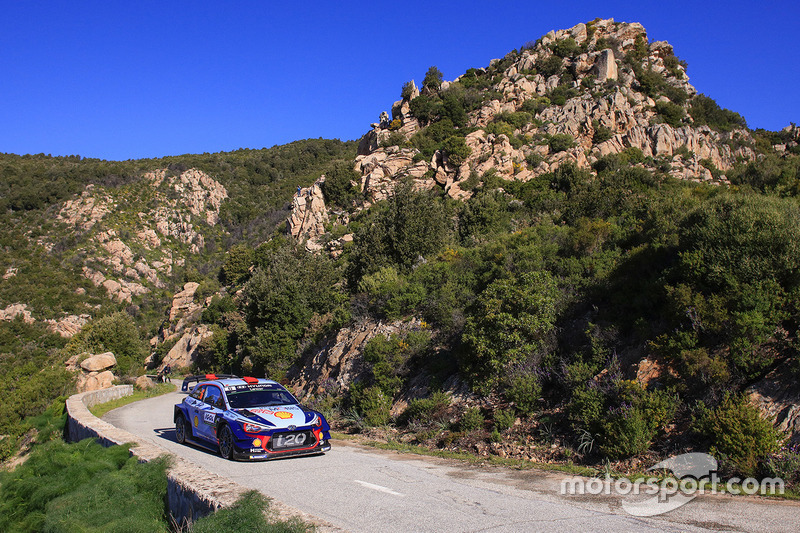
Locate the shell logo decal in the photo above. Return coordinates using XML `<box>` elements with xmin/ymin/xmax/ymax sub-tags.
<box><xmin>193</xmin><ymin>415</ymin><xmax>199</xmax><ymax>428</ymax></box>
<box><xmin>274</xmin><ymin>411</ymin><xmax>294</xmax><ymax>420</ymax></box>
<box><xmin>252</xmin><ymin>438</ymin><xmax>262</xmax><ymax>447</ymax></box>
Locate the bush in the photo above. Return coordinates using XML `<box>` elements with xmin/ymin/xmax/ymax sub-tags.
<box><xmin>442</xmin><ymin>135</ymin><xmax>472</xmax><ymax>166</ymax></box>
<box><xmin>655</xmin><ymin>100</ymin><xmax>685</xmax><ymax>127</ymax></box>
<box><xmin>401</xmin><ymin>391</ymin><xmax>451</xmax><ymax>426</ymax></box>
<box><xmin>63</xmin><ymin>312</ymin><xmax>148</xmax><ymax>376</ymax></box>
<box><xmin>693</xmin><ymin>394</ymin><xmax>785</xmax><ymax>477</ymax></box>
<box><xmin>592</xmin><ymin>121</ymin><xmax>612</xmax><ymax>144</ymax></box>
<box><xmin>349</xmin><ymin>384</ymin><xmax>392</xmax><ymax>426</ymax></box>
<box><xmin>221</xmin><ymin>244</ymin><xmax>254</xmax><ymax>286</ymax></box>
<box><xmin>551</xmin><ymin>38</ymin><xmax>580</xmax><ymax>58</ymax></box>
<box><xmin>504</xmin><ymin>372</ymin><xmax>542</xmax><ymax>416</ymax></box>
<box><xmin>689</xmin><ymin>94</ymin><xmax>747</xmax><ymax>132</ymax></box>
<box><xmin>193</xmin><ymin>491</ymin><xmax>312</xmax><ymax>533</ymax></box>
<box><xmin>548</xmin><ymin>133</ymin><xmax>575</xmax><ymax>153</ymax></box>
<box><xmin>493</xmin><ymin>408</ymin><xmax>516</xmax><ymax>431</ymax></box>
<box><xmin>423</xmin><ymin>66</ymin><xmax>444</xmax><ymax>91</ymax></box>
<box><xmin>538</xmin><ymin>55</ymin><xmax>563</xmax><ymax>78</ymax></box>
<box><xmin>401</xmin><ymin>81</ymin><xmax>416</xmax><ymax>100</ymax></box>
<box><xmin>599</xmin><ymin>405</ymin><xmax>657</xmax><ymax>459</ymax></box>
<box><xmin>459</xmin><ymin>407</ymin><xmax>484</xmax><ymax>432</ymax></box>
<box><xmin>321</xmin><ymin>161</ymin><xmax>360</xmax><ymax>209</ymax></box>
<box><xmin>462</xmin><ymin>271</ymin><xmax>558</xmax><ymax>391</ymax></box>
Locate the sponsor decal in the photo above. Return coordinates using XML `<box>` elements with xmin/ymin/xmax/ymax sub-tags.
<box><xmin>250</xmin><ymin>407</ymin><xmax>296</xmax><ymax>419</ymax></box>
<box><xmin>193</xmin><ymin>415</ymin><xmax>199</xmax><ymax>428</ymax></box>
<box><xmin>252</xmin><ymin>438</ymin><xmax>262</xmax><ymax>447</ymax></box>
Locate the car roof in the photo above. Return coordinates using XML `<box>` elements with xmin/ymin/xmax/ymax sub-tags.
<box><xmin>204</xmin><ymin>377</ymin><xmax>281</xmax><ymax>388</ymax></box>
<box><xmin>181</xmin><ymin>374</ymin><xmax>284</xmax><ymax>392</ymax></box>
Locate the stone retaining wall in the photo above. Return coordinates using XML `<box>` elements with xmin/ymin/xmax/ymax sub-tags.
<box><xmin>65</xmin><ymin>386</ymin><xmax>342</xmax><ymax>530</ymax></box>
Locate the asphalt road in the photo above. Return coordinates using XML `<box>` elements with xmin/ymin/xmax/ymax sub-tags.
<box><xmin>103</xmin><ymin>390</ymin><xmax>800</xmax><ymax>532</ymax></box>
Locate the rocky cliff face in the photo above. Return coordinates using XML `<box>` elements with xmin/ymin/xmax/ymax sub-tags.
<box><xmin>289</xmin><ymin>19</ymin><xmax>758</xmax><ymax>243</ymax></box>
<box><xmin>9</xmin><ymin>168</ymin><xmax>229</xmax><ymax>339</ymax></box>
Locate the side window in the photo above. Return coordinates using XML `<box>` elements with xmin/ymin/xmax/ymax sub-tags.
<box><xmin>190</xmin><ymin>385</ymin><xmax>206</xmax><ymax>401</ymax></box>
<box><xmin>204</xmin><ymin>386</ymin><xmax>224</xmax><ymax>409</ymax></box>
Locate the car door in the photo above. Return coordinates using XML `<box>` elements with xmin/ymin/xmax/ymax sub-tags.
<box><xmin>185</xmin><ymin>384</ymin><xmax>207</xmax><ymax>439</ymax></box>
<box><xmin>195</xmin><ymin>384</ymin><xmax>225</xmax><ymax>443</ymax></box>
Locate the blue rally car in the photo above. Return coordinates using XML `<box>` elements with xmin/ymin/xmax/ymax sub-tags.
<box><xmin>174</xmin><ymin>375</ymin><xmax>331</xmax><ymax>460</ymax></box>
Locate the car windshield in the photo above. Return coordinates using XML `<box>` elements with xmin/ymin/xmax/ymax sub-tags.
<box><xmin>226</xmin><ymin>388</ymin><xmax>299</xmax><ymax>409</ymax></box>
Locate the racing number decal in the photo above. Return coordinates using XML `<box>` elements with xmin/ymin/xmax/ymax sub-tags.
<box><xmin>203</xmin><ymin>412</ymin><xmax>216</xmax><ymax>425</ymax></box>
<box><xmin>273</xmin><ymin>433</ymin><xmax>308</xmax><ymax>449</ymax></box>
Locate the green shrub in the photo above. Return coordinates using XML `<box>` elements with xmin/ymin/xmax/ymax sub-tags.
<box><xmin>380</xmin><ymin>131</ymin><xmax>407</xmax><ymax>148</ymax></box>
<box><xmin>401</xmin><ymin>391</ymin><xmax>451</xmax><ymax>426</ymax></box>
<box><xmin>401</xmin><ymin>81</ymin><xmax>416</xmax><ymax>100</ymax></box>
<box><xmin>462</xmin><ymin>271</ymin><xmax>558</xmax><ymax>391</ymax></box>
<box><xmin>538</xmin><ymin>55</ymin><xmax>563</xmax><ymax>78</ymax></box>
<box><xmin>693</xmin><ymin>394</ymin><xmax>785</xmax><ymax>477</ymax></box>
<box><xmin>493</xmin><ymin>408</ymin><xmax>516</xmax><ymax>431</ymax></box>
<box><xmin>321</xmin><ymin>161</ymin><xmax>360</xmax><ymax>209</ymax></box>
<box><xmin>551</xmin><ymin>38</ymin><xmax>580</xmax><ymax>58</ymax></box>
<box><xmin>592</xmin><ymin>121</ymin><xmax>613</xmax><ymax>143</ymax></box>
<box><xmin>221</xmin><ymin>244</ymin><xmax>254</xmax><ymax>286</ymax></box>
<box><xmin>504</xmin><ymin>372</ymin><xmax>542</xmax><ymax>416</ymax></box>
<box><xmin>689</xmin><ymin>94</ymin><xmax>747</xmax><ymax>132</ymax></box>
<box><xmin>442</xmin><ymin>135</ymin><xmax>472</xmax><ymax>166</ymax></box>
<box><xmin>349</xmin><ymin>384</ymin><xmax>392</xmax><ymax>426</ymax></box>
<box><xmin>548</xmin><ymin>133</ymin><xmax>575</xmax><ymax>153</ymax></box>
<box><xmin>423</xmin><ymin>66</ymin><xmax>444</xmax><ymax>91</ymax></box>
<box><xmin>655</xmin><ymin>100</ymin><xmax>685</xmax><ymax>127</ymax></box>
<box><xmin>193</xmin><ymin>491</ymin><xmax>312</xmax><ymax>533</ymax></box>
<box><xmin>547</xmin><ymin>85</ymin><xmax>578</xmax><ymax>106</ymax></box>
<box><xmin>459</xmin><ymin>407</ymin><xmax>484</xmax><ymax>432</ymax></box>
<box><xmin>63</xmin><ymin>312</ymin><xmax>148</xmax><ymax>376</ymax></box>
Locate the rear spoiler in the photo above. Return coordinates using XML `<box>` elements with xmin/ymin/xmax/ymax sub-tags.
<box><xmin>180</xmin><ymin>373</ymin><xmax>240</xmax><ymax>392</ymax></box>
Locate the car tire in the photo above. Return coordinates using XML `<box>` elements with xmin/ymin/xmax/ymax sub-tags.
<box><xmin>218</xmin><ymin>424</ymin><xmax>234</xmax><ymax>460</ymax></box>
<box><xmin>175</xmin><ymin>415</ymin><xmax>188</xmax><ymax>445</ymax></box>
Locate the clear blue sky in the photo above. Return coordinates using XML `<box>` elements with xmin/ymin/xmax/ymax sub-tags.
<box><xmin>1</xmin><ymin>1</ymin><xmax>798</xmax><ymax>161</ymax></box>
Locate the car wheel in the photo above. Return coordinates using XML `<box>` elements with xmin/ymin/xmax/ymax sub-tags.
<box><xmin>175</xmin><ymin>415</ymin><xmax>188</xmax><ymax>445</ymax></box>
<box><xmin>218</xmin><ymin>424</ymin><xmax>234</xmax><ymax>460</ymax></box>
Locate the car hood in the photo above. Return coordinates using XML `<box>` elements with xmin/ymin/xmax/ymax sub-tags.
<box><xmin>233</xmin><ymin>404</ymin><xmax>316</xmax><ymax>429</ymax></box>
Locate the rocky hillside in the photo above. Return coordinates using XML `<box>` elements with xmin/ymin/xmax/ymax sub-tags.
<box><xmin>279</xmin><ymin>19</ymin><xmax>800</xmax><ymax>468</ymax></box>
<box><xmin>3</xmin><ymin>19</ymin><xmax>800</xmax><ymax>475</ymax></box>
<box><xmin>291</xmin><ymin>18</ymin><xmax>772</xmax><ymax>248</ymax></box>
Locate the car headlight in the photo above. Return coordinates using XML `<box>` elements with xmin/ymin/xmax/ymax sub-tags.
<box><xmin>243</xmin><ymin>422</ymin><xmax>268</xmax><ymax>433</ymax></box>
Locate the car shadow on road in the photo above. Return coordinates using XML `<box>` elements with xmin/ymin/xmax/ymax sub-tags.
<box><xmin>153</xmin><ymin>426</ymin><xmax>222</xmax><ymax>457</ymax></box>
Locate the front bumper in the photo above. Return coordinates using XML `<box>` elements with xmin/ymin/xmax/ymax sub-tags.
<box><xmin>232</xmin><ymin>430</ymin><xmax>332</xmax><ymax>461</ymax></box>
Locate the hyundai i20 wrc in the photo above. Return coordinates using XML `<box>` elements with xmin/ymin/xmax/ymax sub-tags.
<box><xmin>174</xmin><ymin>375</ymin><xmax>331</xmax><ymax>460</ymax></box>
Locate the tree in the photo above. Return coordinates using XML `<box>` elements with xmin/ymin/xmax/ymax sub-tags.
<box><xmin>462</xmin><ymin>271</ymin><xmax>558</xmax><ymax>390</ymax></box>
<box><xmin>64</xmin><ymin>312</ymin><xmax>148</xmax><ymax>376</ymax></box>
<box><xmin>321</xmin><ymin>161</ymin><xmax>359</xmax><ymax>209</ymax></box>
<box><xmin>423</xmin><ymin>66</ymin><xmax>444</xmax><ymax>92</ymax></box>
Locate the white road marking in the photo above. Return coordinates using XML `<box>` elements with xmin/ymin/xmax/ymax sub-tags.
<box><xmin>354</xmin><ymin>479</ymin><xmax>405</xmax><ymax>496</ymax></box>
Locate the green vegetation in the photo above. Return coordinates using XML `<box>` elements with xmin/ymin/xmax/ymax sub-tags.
<box><xmin>689</xmin><ymin>94</ymin><xmax>747</xmax><ymax>131</ymax></box>
<box><xmin>0</xmin><ymin>438</ymin><xmax>170</xmax><ymax>533</ymax></box>
<box><xmin>694</xmin><ymin>394</ymin><xmax>785</xmax><ymax>477</ymax></box>
<box><xmin>191</xmin><ymin>491</ymin><xmax>312</xmax><ymax>533</ymax></box>
<box><xmin>3</xmin><ymin>26</ymin><xmax>800</xmax><ymax>522</ymax></box>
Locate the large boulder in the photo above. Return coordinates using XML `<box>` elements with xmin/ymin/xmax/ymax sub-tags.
<box><xmin>80</xmin><ymin>352</ymin><xmax>117</xmax><ymax>372</ymax></box>
<box><xmin>77</xmin><ymin>370</ymin><xmax>116</xmax><ymax>392</ymax></box>
<box><xmin>159</xmin><ymin>325</ymin><xmax>213</xmax><ymax>371</ymax></box>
